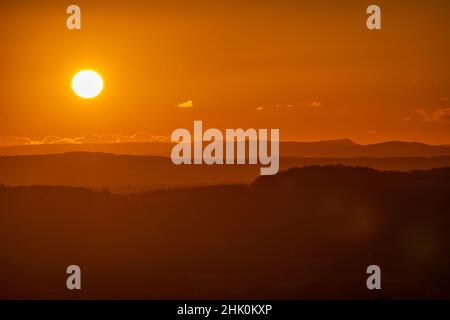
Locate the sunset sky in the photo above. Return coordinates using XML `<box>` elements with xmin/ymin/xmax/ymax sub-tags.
<box><xmin>0</xmin><ymin>0</ymin><xmax>449</xmax><ymax>145</ymax></box>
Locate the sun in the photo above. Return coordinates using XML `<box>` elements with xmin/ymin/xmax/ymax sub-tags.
<box><xmin>71</xmin><ymin>70</ymin><xmax>103</xmax><ymax>99</ymax></box>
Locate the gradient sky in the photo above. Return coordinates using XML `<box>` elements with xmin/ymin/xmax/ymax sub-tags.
<box><xmin>0</xmin><ymin>0</ymin><xmax>449</xmax><ymax>144</ymax></box>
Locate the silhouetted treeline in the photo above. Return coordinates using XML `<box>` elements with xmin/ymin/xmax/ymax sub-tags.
<box><xmin>1</xmin><ymin>166</ymin><xmax>449</xmax><ymax>299</ymax></box>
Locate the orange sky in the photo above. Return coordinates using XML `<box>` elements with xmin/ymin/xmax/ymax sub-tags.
<box><xmin>0</xmin><ymin>0</ymin><xmax>449</xmax><ymax>145</ymax></box>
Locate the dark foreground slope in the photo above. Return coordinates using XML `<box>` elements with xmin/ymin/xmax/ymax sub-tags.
<box><xmin>1</xmin><ymin>166</ymin><xmax>450</xmax><ymax>299</ymax></box>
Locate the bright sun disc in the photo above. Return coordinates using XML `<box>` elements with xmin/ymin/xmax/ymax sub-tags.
<box><xmin>72</xmin><ymin>70</ymin><xmax>103</xmax><ymax>99</ymax></box>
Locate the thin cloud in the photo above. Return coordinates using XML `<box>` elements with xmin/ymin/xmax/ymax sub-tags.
<box><xmin>306</xmin><ymin>101</ymin><xmax>321</xmax><ymax>108</ymax></box>
<box><xmin>275</xmin><ymin>104</ymin><xmax>294</xmax><ymax>109</ymax></box>
<box><xmin>127</xmin><ymin>132</ymin><xmax>167</xmax><ymax>143</ymax></box>
<box><xmin>73</xmin><ymin>133</ymin><xmax>120</xmax><ymax>144</ymax></box>
<box><xmin>0</xmin><ymin>136</ymin><xmax>32</xmax><ymax>146</ymax></box>
<box><xmin>416</xmin><ymin>108</ymin><xmax>450</xmax><ymax>122</ymax></box>
<box><xmin>256</xmin><ymin>106</ymin><xmax>263</xmax><ymax>111</ymax></box>
<box><xmin>41</xmin><ymin>135</ymin><xmax>69</xmax><ymax>144</ymax></box>
<box><xmin>177</xmin><ymin>100</ymin><xmax>194</xmax><ymax>108</ymax></box>
<box><xmin>0</xmin><ymin>133</ymin><xmax>169</xmax><ymax>147</ymax></box>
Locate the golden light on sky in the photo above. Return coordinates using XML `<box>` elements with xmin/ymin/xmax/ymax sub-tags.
<box><xmin>0</xmin><ymin>0</ymin><xmax>449</xmax><ymax>144</ymax></box>
<box><xmin>71</xmin><ymin>70</ymin><xmax>103</xmax><ymax>99</ymax></box>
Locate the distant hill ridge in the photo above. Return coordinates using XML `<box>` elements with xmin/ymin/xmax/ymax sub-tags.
<box><xmin>1</xmin><ymin>139</ymin><xmax>450</xmax><ymax>157</ymax></box>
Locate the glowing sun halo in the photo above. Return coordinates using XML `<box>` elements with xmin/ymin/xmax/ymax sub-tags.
<box><xmin>72</xmin><ymin>70</ymin><xmax>103</xmax><ymax>99</ymax></box>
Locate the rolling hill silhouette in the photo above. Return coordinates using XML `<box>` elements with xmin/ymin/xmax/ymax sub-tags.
<box><xmin>1</xmin><ymin>166</ymin><xmax>449</xmax><ymax>299</ymax></box>
<box><xmin>2</xmin><ymin>152</ymin><xmax>450</xmax><ymax>192</ymax></box>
